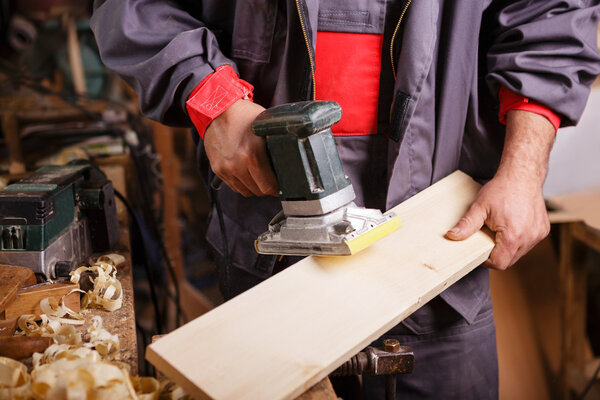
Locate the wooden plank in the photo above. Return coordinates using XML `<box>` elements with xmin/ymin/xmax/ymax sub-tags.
<box><xmin>3</xmin><ymin>282</ymin><xmax>80</xmax><ymax>320</ymax></box>
<box><xmin>0</xmin><ymin>265</ymin><xmax>37</xmax><ymax>314</ymax></box>
<box><xmin>146</xmin><ymin>171</ymin><xmax>495</xmax><ymax>400</ymax></box>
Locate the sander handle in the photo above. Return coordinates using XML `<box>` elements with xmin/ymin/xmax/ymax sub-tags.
<box><xmin>252</xmin><ymin>101</ymin><xmax>342</xmax><ymax>139</ymax></box>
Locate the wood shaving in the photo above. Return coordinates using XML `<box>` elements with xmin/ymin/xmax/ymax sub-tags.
<box><xmin>84</xmin><ymin>316</ymin><xmax>120</xmax><ymax>361</ymax></box>
<box><xmin>39</xmin><ymin>298</ymin><xmax>64</xmax><ymax>319</ymax></box>
<box><xmin>131</xmin><ymin>376</ymin><xmax>160</xmax><ymax>400</ymax></box>
<box><xmin>31</xmin><ymin>358</ymin><xmax>136</xmax><ymax>399</ymax></box>
<box><xmin>39</xmin><ymin>293</ymin><xmax>85</xmax><ymax>325</ymax></box>
<box><xmin>16</xmin><ymin>310</ymin><xmax>83</xmax><ymax>339</ymax></box>
<box><xmin>158</xmin><ymin>380</ymin><xmax>191</xmax><ymax>400</ymax></box>
<box><xmin>97</xmin><ymin>254</ymin><xmax>126</xmax><ymax>268</ymax></box>
<box><xmin>70</xmin><ymin>255</ymin><xmax>124</xmax><ymax>312</ymax></box>
<box><xmin>0</xmin><ymin>357</ymin><xmax>31</xmax><ymax>399</ymax></box>
<box><xmin>32</xmin><ymin>344</ymin><xmax>101</xmax><ymax>369</ymax></box>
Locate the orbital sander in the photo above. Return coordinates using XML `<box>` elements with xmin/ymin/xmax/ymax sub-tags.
<box><xmin>253</xmin><ymin>101</ymin><xmax>400</xmax><ymax>256</ymax></box>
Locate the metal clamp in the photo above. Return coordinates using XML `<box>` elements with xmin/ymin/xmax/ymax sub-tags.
<box><xmin>331</xmin><ymin>339</ymin><xmax>414</xmax><ymax>400</ymax></box>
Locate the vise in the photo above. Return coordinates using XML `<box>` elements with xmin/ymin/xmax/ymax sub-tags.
<box><xmin>0</xmin><ymin>162</ymin><xmax>119</xmax><ymax>280</ymax></box>
<box><xmin>331</xmin><ymin>339</ymin><xmax>414</xmax><ymax>400</ymax></box>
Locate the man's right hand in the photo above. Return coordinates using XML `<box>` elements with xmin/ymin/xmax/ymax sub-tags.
<box><xmin>204</xmin><ymin>99</ymin><xmax>279</xmax><ymax>197</ymax></box>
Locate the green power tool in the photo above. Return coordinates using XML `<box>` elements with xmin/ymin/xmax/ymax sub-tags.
<box><xmin>253</xmin><ymin>101</ymin><xmax>401</xmax><ymax>256</ymax></box>
<box><xmin>0</xmin><ymin>162</ymin><xmax>120</xmax><ymax>279</ymax></box>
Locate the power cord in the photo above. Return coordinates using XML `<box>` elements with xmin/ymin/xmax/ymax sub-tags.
<box><xmin>212</xmin><ymin>185</ymin><xmax>232</xmax><ymax>300</ymax></box>
<box><xmin>113</xmin><ymin>188</ymin><xmax>164</xmax><ymax>334</ymax></box>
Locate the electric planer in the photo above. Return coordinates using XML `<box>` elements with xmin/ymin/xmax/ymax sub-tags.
<box><xmin>253</xmin><ymin>101</ymin><xmax>401</xmax><ymax>256</ymax></box>
<box><xmin>0</xmin><ymin>162</ymin><xmax>120</xmax><ymax>280</ymax></box>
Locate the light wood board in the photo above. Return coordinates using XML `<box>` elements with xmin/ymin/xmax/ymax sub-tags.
<box><xmin>146</xmin><ymin>171</ymin><xmax>495</xmax><ymax>400</ymax></box>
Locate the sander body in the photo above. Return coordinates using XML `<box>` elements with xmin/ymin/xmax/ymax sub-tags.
<box><xmin>253</xmin><ymin>101</ymin><xmax>400</xmax><ymax>256</ymax></box>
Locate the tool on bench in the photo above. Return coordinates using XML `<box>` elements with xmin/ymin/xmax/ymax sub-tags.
<box><xmin>331</xmin><ymin>339</ymin><xmax>414</xmax><ymax>400</ymax></box>
<box><xmin>0</xmin><ymin>265</ymin><xmax>36</xmax><ymax>315</ymax></box>
<box><xmin>252</xmin><ymin>100</ymin><xmax>401</xmax><ymax>256</ymax></box>
<box><xmin>0</xmin><ymin>161</ymin><xmax>119</xmax><ymax>280</ymax></box>
<box><xmin>0</xmin><ymin>336</ymin><xmax>53</xmax><ymax>360</ymax></box>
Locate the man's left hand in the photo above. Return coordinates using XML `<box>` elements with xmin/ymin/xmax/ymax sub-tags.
<box><xmin>445</xmin><ymin>170</ymin><xmax>550</xmax><ymax>270</ymax></box>
<box><xmin>445</xmin><ymin>109</ymin><xmax>557</xmax><ymax>270</ymax></box>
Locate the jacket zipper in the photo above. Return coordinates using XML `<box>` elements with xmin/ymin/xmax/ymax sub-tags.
<box><xmin>295</xmin><ymin>0</ymin><xmax>316</xmax><ymax>100</ymax></box>
<box><xmin>389</xmin><ymin>0</ymin><xmax>412</xmax><ymax>79</ymax></box>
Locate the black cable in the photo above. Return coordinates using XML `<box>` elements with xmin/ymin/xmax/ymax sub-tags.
<box><xmin>155</xmin><ymin>223</ymin><xmax>187</xmax><ymax>325</ymax></box>
<box><xmin>125</xmin><ymin>140</ymin><xmax>185</xmax><ymax>326</ymax></box>
<box><xmin>577</xmin><ymin>362</ymin><xmax>600</xmax><ymax>400</ymax></box>
<box><xmin>114</xmin><ymin>182</ymin><xmax>182</xmax><ymax>320</ymax></box>
<box><xmin>212</xmin><ymin>186</ymin><xmax>232</xmax><ymax>300</ymax></box>
<box><xmin>135</xmin><ymin>320</ymin><xmax>154</xmax><ymax>377</ymax></box>
<box><xmin>114</xmin><ymin>188</ymin><xmax>164</xmax><ymax>334</ymax></box>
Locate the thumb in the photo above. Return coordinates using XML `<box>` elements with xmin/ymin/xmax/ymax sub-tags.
<box><xmin>446</xmin><ymin>203</ymin><xmax>487</xmax><ymax>241</ymax></box>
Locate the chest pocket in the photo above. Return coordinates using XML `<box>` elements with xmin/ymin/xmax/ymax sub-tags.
<box><xmin>231</xmin><ymin>0</ymin><xmax>278</xmax><ymax>63</ymax></box>
<box><xmin>317</xmin><ymin>1</ymin><xmax>386</xmax><ymax>34</ymax></box>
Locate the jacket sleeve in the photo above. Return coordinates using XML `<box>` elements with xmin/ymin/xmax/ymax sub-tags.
<box><xmin>91</xmin><ymin>0</ymin><xmax>235</xmax><ymax>126</ymax></box>
<box><xmin>486</xmin><ymin>0</ymin><xmax>600</xmax><ymax>127</ymax></box>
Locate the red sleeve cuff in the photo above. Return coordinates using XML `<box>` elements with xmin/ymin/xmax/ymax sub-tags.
<box><xmin>186</xmin><ymin>65</ymin><xmax>254</xmax><ymax>139</ymax></box>
<box><xmin>498</xmin><ymin>86</ymin><xmax>561</xmax><ymax>131</ymax></box>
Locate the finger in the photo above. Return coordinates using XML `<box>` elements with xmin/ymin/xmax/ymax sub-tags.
<box><xmin>224</xmin><ymin>175</ymin><xmax>253</xmax><ymax>197</ymax></box>
<box><xmin>248</xmin><ymin>165</ymin><xmax>278</xmax><ymax>196</ymax></box>
<box><xmin>508</xmin><ymin>245</ymin><xmax>528</xmax><ymax>268</ymax></box>
<box><xmin>508</xmin><ymin>232</ymin><xmax>542</xmax><ymax>267</ymax></box>
<box><xmin>249</xmin><ymin>147</ymin><xmax>279</xmax><ymax>196</ymax></box>
<box><xmin>446</xmin><ymin>203</ymin><xmax>487</xmax><ymax>241</ymax></box>
<box><xmin>237</xmin><ymin>168</ymin><xmax>264</xmax><ymax>197</ymax></box>
<box><xmin>484</xmin><ymin>230</ymin><xmax>517</xmax><ymax>270</ymax></box>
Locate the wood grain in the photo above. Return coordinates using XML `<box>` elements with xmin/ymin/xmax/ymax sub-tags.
<box><xmin>146</xmin><ymin>171</ymin><xmax>495</xmax><ymax>400</ymax></box>
<box><xmin>3</xmin><ymin>282</ymin><xmax>80</xmax><ymax>320</ymax></box>
<box><xmin>0</xmin><ymin>265</ymin><xmax>36</xmax><ymax>313</ymax></box>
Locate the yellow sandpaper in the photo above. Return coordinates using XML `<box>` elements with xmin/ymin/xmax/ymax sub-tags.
<box><xmin>346</xmin><ymin>215</ymin><xmax>402</xmax><ymax>255</ymax></box>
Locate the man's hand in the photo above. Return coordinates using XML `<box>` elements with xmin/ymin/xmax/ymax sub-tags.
<box><xmin>446</xmin><ymin>110</ymin><xmax>557</xmax><ymax>270</ymax></box>
<box><xmin>204</xmin><ymin>99</ymin><xmax>279</xmax><ymax>197</ymax></box>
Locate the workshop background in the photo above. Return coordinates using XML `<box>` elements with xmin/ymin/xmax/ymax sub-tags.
<box><xmin>0</xmin><ymin>1</ymin><xmax>599</xmax><ymax>399</ymax></box>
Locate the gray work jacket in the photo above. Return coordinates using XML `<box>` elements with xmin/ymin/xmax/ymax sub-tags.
<box><xmin>91</xmin><ymin>0</ymin><xmax>600</xmax><ymax>322</ymax></box>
